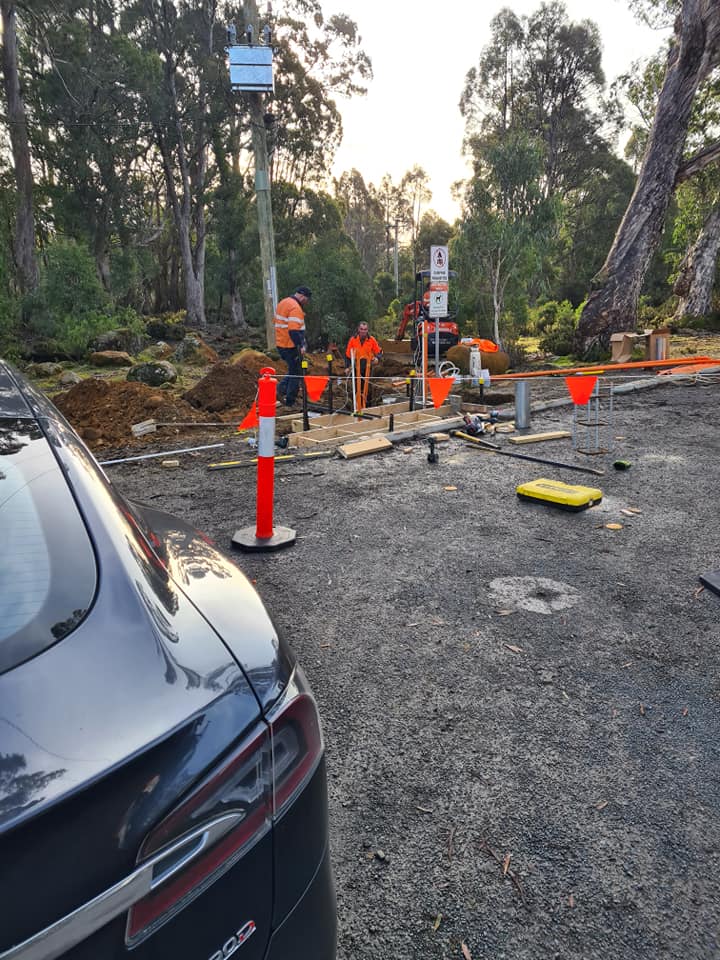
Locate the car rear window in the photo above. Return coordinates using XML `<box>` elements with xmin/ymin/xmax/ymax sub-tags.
<box><xmin>0</xmin><ymin>417</ymin><xmax>97</xmax><ymax>674</ymax></box>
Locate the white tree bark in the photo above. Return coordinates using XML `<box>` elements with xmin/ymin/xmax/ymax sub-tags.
<box><xmin>673</xmin><ymin>206</ymin><xmax>720</xmax><ymax>320</ymax></box>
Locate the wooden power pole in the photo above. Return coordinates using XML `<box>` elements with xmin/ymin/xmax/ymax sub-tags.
<box><xmin>244</xmin><ymin>0</ymin><xmax>277</xmax><ymax>351</ymax></box>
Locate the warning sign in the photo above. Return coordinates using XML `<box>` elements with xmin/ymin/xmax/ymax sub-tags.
<box><xmin>430</xmin><ymin>245</ymin><xmax>449</xmax><ymax>283</ymax></box>
<box><xmin>428</xmin><ymin>289</ymin><xmax>448</xmax><ymax>318</ymax></box>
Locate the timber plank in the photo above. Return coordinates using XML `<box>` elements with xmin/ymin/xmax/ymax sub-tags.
<box><xmin>338</xmin><ymin>436</ymin><xmax>393</xmax><ymax>459</ymax></box>
<box><xmin>508</xmin><ymin>431</ymin><xmax>571</xmax><ymax>444</ymax></box>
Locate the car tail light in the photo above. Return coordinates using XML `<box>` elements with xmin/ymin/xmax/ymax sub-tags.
<box><xmin>126</xmin><ymin>668</ymin><xmax>323</xmax><ymax>947</ymax></box>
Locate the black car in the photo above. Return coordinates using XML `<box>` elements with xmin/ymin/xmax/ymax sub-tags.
<box><xmin>0</xmin><ymin>359</ymin><xmax>335</xmax><ymax>960</ymax></box>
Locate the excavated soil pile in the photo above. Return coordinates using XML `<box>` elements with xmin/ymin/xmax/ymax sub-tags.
<box><xmin>183</xmin><ymin>357</ymin><xmax>264</xmax><ymax>413</ymax></box>
<box><xmin>183</xmin><ymin>351</ymin><xmax>350</xmax><ymax>415</ymax></box>
<box><xmin>54</xmin><ymin>378</ymin><xmax>214</xmax><ymax>448</ymax></box>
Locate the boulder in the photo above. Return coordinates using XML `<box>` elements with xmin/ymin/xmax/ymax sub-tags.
<box><xmin>58</xmin><ymin>370</ymin><xmax>82</xmax><ymax>386</ymax></box>
<box><xmin>91</xmin><ymin>327</ymin><xmax>148</xmax><ymax>356</ymax></box>
<box><xmin>127</xmin><ymin>361</ymin><xmax>177</xmax><ymax>387</ymax></box>
<box><xmin>146</xmin><ymin>318</ymin><xmax>187</xmax><ymax>342</ymax></box>
<box><xmin>90</xmin><ymin>350</ymin><xmax>134</xmax><ymax>367</ymax></box>
<box><xmin>146</xmin><ymin>341</ymin><xmax>175</xmax><ymax>360</ymax></box>
<box><xmin>26</xmin><ymin>362</ymin><xmax>63</xmax><ymax>377</ymax></box>
<box><xmin>172</xmin><ymin>335</ymin><xmax>220</xmax><ymax>365</ymax></box>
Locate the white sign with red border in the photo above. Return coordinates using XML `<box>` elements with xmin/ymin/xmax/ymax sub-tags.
<box><xmin>430</xmin><ymin>245</ymin><xmax>449</xmax><ymax>283</ymax></box>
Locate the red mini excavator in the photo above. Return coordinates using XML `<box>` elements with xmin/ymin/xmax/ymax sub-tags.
<box><xmin>395</xmin><ymin>269</ymin><xmax>460</xmax><ymax>356</ymax></box>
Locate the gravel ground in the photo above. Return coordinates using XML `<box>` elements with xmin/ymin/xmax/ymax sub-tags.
<box><xmin>108</xmin><ymin>378</ymin><xmax>720</xmax><ymax>960</ymax></box>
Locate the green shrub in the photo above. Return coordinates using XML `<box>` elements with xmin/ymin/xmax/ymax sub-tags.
<box><xmin>56</xmin><ymin>308</ymin><xmax>145</xmax><ymax>358</ymax></box>
<box><xmin>27</xmin><ymin>239</ymin><xmax>109</xmax><ymax>338</ymax></box>
<box><xmin>539</xmin><ymin>303</ymin><xmax>579</xmax><ymax>355</ymax></box>
<box><xmin>683</xmin><ymin>312</ymin><xmax>720</xmax><ymax>332</ymax></box>
<box><xmin>530</xmin><ymin>299</ymin><xmax>575</xmax><ymax>334</ymax></box>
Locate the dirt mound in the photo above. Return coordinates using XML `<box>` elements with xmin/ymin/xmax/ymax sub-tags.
<box><xmin>183</xmin><ymin>359</ymin><xmax>261</xmax><ymax>413</ymax></box>
<box><xmin>377</xmin><ymin>356</ymin><xmax>412</xmax><ymax>378</ymax></box>
<box><xmin>54</xmin><ymin>378</ymin><xmax>214</xmax><ymax>448</ymax></box>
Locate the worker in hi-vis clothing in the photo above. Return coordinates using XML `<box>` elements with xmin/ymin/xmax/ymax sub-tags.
<box><xmin>345</xmin><ymin>321</ymin><xmax>383</xmax><ymax>410</ymax></box>
<box><xmin>275</xmin><ymin>285</ymin><xmax>311</xmax><ymax>407</ymax></box>
<box><xmin>345</xmin><ymin>321</ymin><xmax>383</xmax><ymax>374</ymax></box>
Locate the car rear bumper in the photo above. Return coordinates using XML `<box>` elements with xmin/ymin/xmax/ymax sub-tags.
<box><xmin>264</xmin><ymin>841</ymin><xmax>336</xmax><ymax>960</ymax></box>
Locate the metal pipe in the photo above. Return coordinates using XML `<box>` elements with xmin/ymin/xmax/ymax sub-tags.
<box><xmin>451</xmin><ymin>431</ymin><xmax>605</xmax><ymax>476</ymax></box>
<box><xmin>100</xmin><ymin>443</ymin><xmax>225</xmax><ymax>466</ymax></box>
<box><xmin>491</xmin><ymin>356</ymin><xmax>716</xmax><ymax>381</ymax></box>
<box><xmin>514</xmin><ymin>382</ymin><xmax>531</xmax><ymax>430</ymax></box>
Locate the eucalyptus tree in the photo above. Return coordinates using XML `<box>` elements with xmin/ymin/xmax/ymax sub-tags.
<box><xmin>461</xmin><ymin>2</ymin><xmax>609</xmax><ymax>199</ymax></box>
<box><xmin>0</xmin><ymin>1</ymin><xmax>38</xmax><ymax>293</ymax></box>
<box><xmin>576</xmin><ymin>0</ymin><xmax>720</xmax><ymax>352</ymax></box>
<box><xmin>455</xmin><ymin>131</ymin><xmax>556</xmax><ymax>347</ymax></box>
<box><xmin>26</xmin><ymin>1</ymin><xmax>157</xmax><ymax>295</ymax></box>
<box><xmin>334</xmin><ymin>169</ymin><xmax>386</xmax><ymax>278</ymax></box>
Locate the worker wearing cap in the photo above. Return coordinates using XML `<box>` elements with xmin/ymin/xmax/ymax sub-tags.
<box><xmin>275</xmin><ymin>285</ymin><xmax>311</xmax><ymax>407</ymax></box>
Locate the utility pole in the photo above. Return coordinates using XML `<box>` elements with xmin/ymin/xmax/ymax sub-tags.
<box><xmin>243</xmin><ymin>1</ymin><xmax>277</xmax><ymax>350</ymax></box>
<box><xmin>393</xmin><ymin>218</ymin><xmax>400</xmax><ymax>298</ymax></box>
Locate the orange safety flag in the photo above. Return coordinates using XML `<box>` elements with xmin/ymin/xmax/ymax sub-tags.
<box><xmin>565</xmin><ymin>375</ymin><xmax>598</xmax><ymax>406</ymax></box>
<box><xmin>428</xmin><ymin>376</ymin><xmax>454</xmax><ymax>408</ymax></box>
<box><xmin>304</xmin><ymin>375</ymin><xmax>329</xmax><ymax>402</ymax></box>
<box><xmin>237</xmin><ymin>401</ymin><xmax>259</xmax><ymax>430</ymax></box>
<box><xmin>462</xmin><ymin>337</ymin><xmax>499</xmax><ymax>353</ymax></box>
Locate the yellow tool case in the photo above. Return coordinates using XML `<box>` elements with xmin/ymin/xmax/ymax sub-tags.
<box><xmin>516</xmin><ymin>478</ymin><xmax>603</xmax><ymax>511</ymax></box>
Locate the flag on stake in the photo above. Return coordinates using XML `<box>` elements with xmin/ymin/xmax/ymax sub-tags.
<box><xmin>304</xmin><ymin>375</ymin><xmax>329</xmax><ymax>402</ymax></box>
<box><xmin>238</xmin><ymin>401</ymin><xmax>259</xmax><ymax>430</ymax></box>
<box><xmin>565</xmin><ymin>375</ymin><xmax>598</xmax><ymax>406</ymax></box>
<box><xmin>428</xmin><ymin>377</ymin><xmax>455</xmax><ymax>408</ymax></box>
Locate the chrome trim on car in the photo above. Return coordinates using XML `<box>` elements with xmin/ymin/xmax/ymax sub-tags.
<box><xmin>0</xmin><ymin>814</ymin><xmax>243</xmax><ymax>960</ymax></box>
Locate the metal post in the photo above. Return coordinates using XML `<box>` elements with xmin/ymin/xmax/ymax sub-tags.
<box><xmin>244</xmin><ymin>0</ymin><xmax>277</xmax><ymax>352</ymax></box>
<box><xmin>350</xmin><ymin>348</ymin><xmax>357</xmax><ymax>414</ymax></box>
<box><xmin>301</xmin><ymin>357</ymin><xmax>309</xmax><ymax>431</ymax></box>
<box><xmin>422</xmin><ymin>322</ymin><xmax>428</xmax><ymax>408</ymax></box>
<box><xmin>515</xmin><ymin>381</ymin><xmax>531</xmax><ymax>430</ymax></box>
<box><xmin>327</xmin><ymin>353</ymin><xmax>333</xmax><ymax>415</ymax></box>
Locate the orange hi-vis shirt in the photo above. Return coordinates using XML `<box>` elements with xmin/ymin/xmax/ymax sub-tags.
<box><xmin>275</xmin><ymin>296</ymin><xmax>306</xmax><ymax>349</ymax></box>
<box><xmin>346</xmin><ymin>334</ymin><xmax>382</xmax><ymax>363</ymax></box>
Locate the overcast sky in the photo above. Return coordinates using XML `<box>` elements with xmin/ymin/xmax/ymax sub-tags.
<box><xmin>319</xmin><ymin>0</ymin><xmax>669</xmax><ymax>221</ymax></box>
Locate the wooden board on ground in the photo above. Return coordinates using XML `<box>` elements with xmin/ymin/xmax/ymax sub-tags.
<box><xmin>508</xmin><ymin>431</ymin><xmax>571</xmax><ymax>445</ymax></box>
<box><xmin>428</xmin><ymin>432</ymin><xmax>451</xmax><ymax>443</ymax></box>
<box><xmin>338</xmin><ymin>436</ymin><xmax>393</xmax><ymax>459</ymax></box>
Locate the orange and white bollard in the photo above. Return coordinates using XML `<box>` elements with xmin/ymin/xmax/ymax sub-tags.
<box><xmin>232</xmin><ymin>366</ymin><xmax>296</xmax><ymax>553</ymax></box>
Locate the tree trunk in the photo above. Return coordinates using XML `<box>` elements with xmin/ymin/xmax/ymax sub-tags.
<box><xmin>575</xmin><ymin>0</ymin><xmax>720</xmax><ymax>354</ymax></box>
<box><xmin>1</xmin><ymin>1</ymin><xmax>38</xmax><ymax>293</ymax></box>
<box><xmin>228</xmin><ymin>249</ymin><xmax>248</xmax><ymax>333</ymax></box>
<box><xmin>673</xmin><ymin>206</ymin><xmax>720</xmax><ymax>321</ymax></box>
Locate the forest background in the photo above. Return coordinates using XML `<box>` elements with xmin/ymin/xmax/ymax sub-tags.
<box><xmin>1</xmin><ymin>0</ymin><xmax>719</xmax><ymax>362</ymax></box>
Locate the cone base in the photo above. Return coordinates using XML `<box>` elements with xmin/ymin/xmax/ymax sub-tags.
<box><xmin>232</xmin><ymin>525</ymin><xmax>297</xmax><ymax>553</ymax></box>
